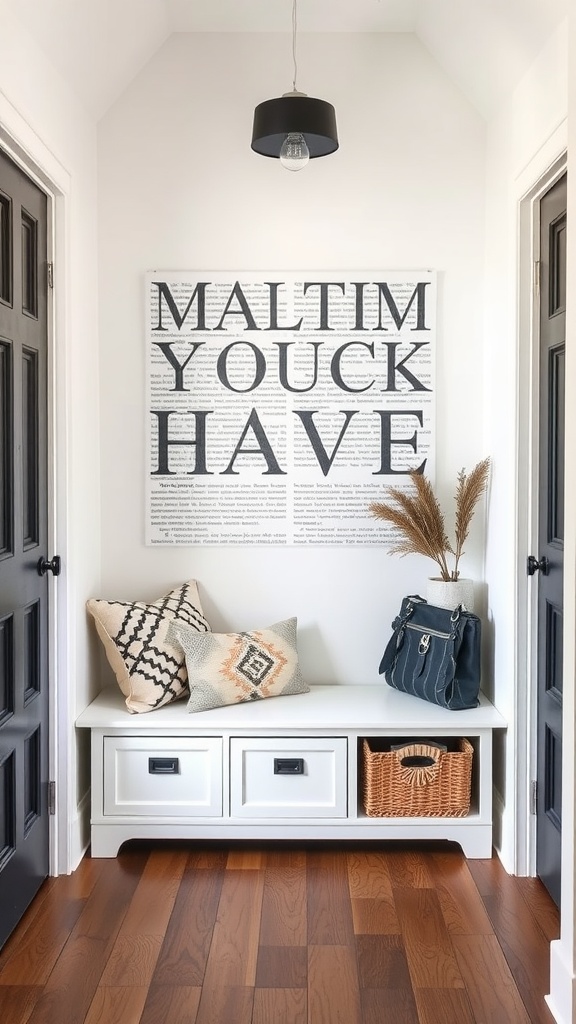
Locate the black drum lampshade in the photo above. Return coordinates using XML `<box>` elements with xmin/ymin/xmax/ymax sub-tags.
<box><xmin>251</xmin><ymin>91</ymin><xmax>339</xmax><ymax>161</ymax></box>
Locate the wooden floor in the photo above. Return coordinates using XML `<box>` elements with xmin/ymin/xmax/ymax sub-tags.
<box><xmin>0</xmin><ymin>841</ymin><xmax>559</xmax><ymax>1024</ymax></box>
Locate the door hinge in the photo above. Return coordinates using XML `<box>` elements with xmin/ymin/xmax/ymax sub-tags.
<box><xmin>533</xmin><ymin>259</ymin><xmax>541</xmax><ymax>298</ymax></box>
<box><xmin>48</xmin><ymin>780</ymin><xmax>56</xmax><ymax>815</ymax></box>
<box><xmin>47</xmin><ymin>262</ymin><xmax>54</xmax><ymax>290</ymax></box>
<box><xmin>531</xmin><ymin>780</ymin><xmax>538</xmax><ymax>816</ymax></box>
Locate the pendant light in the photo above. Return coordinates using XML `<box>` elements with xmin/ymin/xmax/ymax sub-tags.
<box><xmin>251</xmin><ymin>0</ymin><xmax>338</xmax><ymax>171</ymax></box>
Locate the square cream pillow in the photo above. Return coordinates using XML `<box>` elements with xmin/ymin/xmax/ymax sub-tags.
<box><xmin>167</xmin><ymin>616</ymin><xmax>309</xmax><ymax>713</ymax></box>
<box><xmin>87</xmin><ymin>580</ymin><xmax>210</xmax><ymax>713</ymax></box>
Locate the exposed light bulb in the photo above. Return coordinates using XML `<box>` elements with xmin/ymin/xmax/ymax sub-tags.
<box><xmin>279</xmin><ymin>132</ymin><xmax>310</xmax><ymax>171</ymax></box>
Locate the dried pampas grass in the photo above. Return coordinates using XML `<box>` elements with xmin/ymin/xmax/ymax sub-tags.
<box><xmin>369</xmin><ymin>458</ymin><xmax>490</xmax><ymax>582</ymax></box>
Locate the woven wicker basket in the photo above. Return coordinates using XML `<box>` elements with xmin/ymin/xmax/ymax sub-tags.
<box><xmin>361</xmin><ymin>738</ymin><xmax>473</xmax><ymax>818</ymax></box>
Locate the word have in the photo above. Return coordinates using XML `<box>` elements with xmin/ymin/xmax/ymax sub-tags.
<box><xmin>151</xmin><ymin>408</ymin><xmax>427</xmax><ymax>478</ymax></box>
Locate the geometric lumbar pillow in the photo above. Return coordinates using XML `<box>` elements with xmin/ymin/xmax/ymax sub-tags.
<box><xmin>87</xmin><ymin>580</ymin><xmax>210</xmax><ymax>713</ymax></box>
<box><xmin>166</xmin><ymin>616</ymin><xmax>309</xmax><ymax>713</ymax></box>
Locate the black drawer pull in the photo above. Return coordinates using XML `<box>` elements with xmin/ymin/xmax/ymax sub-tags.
<box><xmin>274</xmin><ymin>757</ymin><xmax>304</xmax><ymax>775</ymax></box>
<box><xmin>148</xmin><ymin>757</ymin><xmax>179</xmax><ymax>775</ymax></box>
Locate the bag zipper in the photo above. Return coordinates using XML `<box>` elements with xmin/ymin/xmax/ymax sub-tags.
<box><xmin>405</xmin><ymin>623</ymin><xmax>451</xmax><ymax>640</ymax></box>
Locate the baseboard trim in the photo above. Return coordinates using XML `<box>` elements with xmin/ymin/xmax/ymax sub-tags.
<box><xmin>68</xmin><ymin>789</ymin><xmax>91</xmax><ymax>872</ymax></box>
<box><xmin>491</xmin><ymin>785</ymin><xmax>505</xmax><ymax>860</ymax></box>
<box><xmin>546</xmin><ymin>938</ymin><xmax>575</xmax><ymax>1024</ymax></box>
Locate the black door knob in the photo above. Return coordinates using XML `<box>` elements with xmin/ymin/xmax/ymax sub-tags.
<box><xmin>37</xmin><ymin>555</ymin><xmax>61</xmax><ymax>577</ymax></box>
<box><xmin>527</xmin><ymin>555</ymin><xmax>549</xmax><ymax>576</ymax></box>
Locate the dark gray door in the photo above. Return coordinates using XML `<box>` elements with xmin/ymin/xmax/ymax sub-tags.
<box><xmin>534</xmin><ymin>172</ymin><xmax>566</xmax><ymax>907</ymax></box>
<box><xmin>0</xmin><ymin>148</ymin><xmax>51</xmax><ymax>947</ymax></box>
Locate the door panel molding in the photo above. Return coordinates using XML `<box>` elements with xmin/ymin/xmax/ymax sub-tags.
<box><xmin>515</xmin><ymin>135</ymin><xmax>567</xmax><ymax>879</ymax></box>
<box><xmin>0</xmin><ymin>146</ymin><xmax>50</xmax><ymax>946</ymax></box>
<box><xmin>535</xmin><ymin>172</ymin><xmax>566</xmax><ymax>906</ymax></box>
<box><xmin>0</xmin><ymin>105</ymin><xmax>70</xmax><ymax>878</ymax></box>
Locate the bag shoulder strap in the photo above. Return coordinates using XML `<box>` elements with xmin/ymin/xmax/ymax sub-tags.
<box><xmin>379</xmin><ymin>597</ymin><xmax>417</xmax><ymax>676</ymax></box>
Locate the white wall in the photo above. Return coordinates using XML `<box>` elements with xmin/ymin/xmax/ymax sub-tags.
<box><xmin>97</xmin><ymin>31</ymin><xmax>487</xmax><ymax>689</ymax></box>
<box><xmin>0</xmin><ymin>1</ymin><xmax>101</xmax><ymax>869</ymax></box>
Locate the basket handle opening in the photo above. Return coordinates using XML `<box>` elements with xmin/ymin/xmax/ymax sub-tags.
<box><xmin>400</xmin><ymin>754</ymin><xmax>436</xmax><ymax>768</ymax></box>
<box><xmin>395</xmin><ymin>744</ymin><xmax>441</xmax><ymax>786</ymax></box>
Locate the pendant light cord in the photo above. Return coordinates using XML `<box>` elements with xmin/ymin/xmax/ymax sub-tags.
<box><xmin>291</xmin><ymin>0</ymin><xmax>298</xmax><ymax>92</ymax></box>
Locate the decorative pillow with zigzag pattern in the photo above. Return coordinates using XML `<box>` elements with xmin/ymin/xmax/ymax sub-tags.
<box><xmin>87</xmin><ymin>580</ymin><xmax>210</xmax><ymax>713</ymax></box>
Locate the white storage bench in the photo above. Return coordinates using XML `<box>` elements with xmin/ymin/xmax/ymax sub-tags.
<box><xmin>76</xmin><ymin>683</ymin><xmax>506</xmax><ymax>858</ymax></box>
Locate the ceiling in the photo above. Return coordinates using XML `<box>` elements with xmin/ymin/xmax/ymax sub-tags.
<box><xmin>6</xmin><ymin>0</ymin><xmax>568</xmax><ymax>120</ymax></box>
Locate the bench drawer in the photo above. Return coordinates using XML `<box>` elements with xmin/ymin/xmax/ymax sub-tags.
<box><xmin>230</xmin><ymin>737</ymin><xmax>347</xmax><ymax>818</ymax></box>
<box><xmin>103</xmin><ymin>736</ymin><xmax>222</xmax><ymax>816</ymax></box>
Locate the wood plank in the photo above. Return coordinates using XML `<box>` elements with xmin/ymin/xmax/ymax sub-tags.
<box><xmin>226</xmin><ymin>847</ymin><xmax>265</xmax><ymax>870</ymax></box>
<box><xmin>186</xmin><ymin>846</ymin><xmax>228</xmax><ymax>871</ymax></box>
<box><xmin>0</xmin><ymin>985</ymin><xmax>42</xmax><ymax>1024</ymax></box>
<box><xmin>61</xmin><ymin>856</ymin><xmax>105</xmax><ymax>899</ymax></box>
<box><xmin>347</xmin><ymin>850</ymin><xmax>393</xmax><ymax>899</ymax></box>
<box><xmin>139</xmin><ymin>985</ymin><xmax>202</xmax><ymax>1024</ymax></box>
<box><xmin>453</xmin><ymin>934</ymin><xmax>533</xmax><ymax>1023</ymax></box>
<box><xmin>100</xmin><ymin>934</ymin><xmax>163</xmax><ymax>991</ymax></box>
<box><xmin>255</xmin><ymin>945</ymin><xmax>307</xmax><ymax>988</ymax></box>
<box><xmin>360</xmin><ymin>988</ymin><xmax>419</xmax><ymax>1024</ymax></box>
<box><xmin>385</xmin><ymin>847</ymin><xmax>435</xmax><ymax>889</ymax></box>
<box><xmin>99</xmin><ymin>849</ymin><xmax>187</xmax><ymax>987</ymax></box>
<box><xmin>468</xmin><ymin>853</ymin><xmax>560</xmax><ymax>1018</ymax></box>
<box><xmin>350</xmin><ymin>896</ymin><xmax>400</xmax><ymax>936</ymax></box>
<box><xmin>307</xmin><ymin>849</ymin><xmax>355</xmax><ymax>945</ymax></box>
<box><xmin>82</xmin><ymin>986</ymin><xmax>148</xmax><ymax>1024</ymax></box>
<box><xmin>356</xmin><ymin>934</ymin><xmax>412</xmax><ymax>990</ymax></box>
<box><xmin>259</xmin><ymin>849</ymin><xmax>307</xmax><ymax>947</ymax></box>
<box><xmin>194</xmin><ymin>985</ymin><xmax>254</xmax><ymax>1024</ymax></box>
<box><xmin>394</xmin><ymin>888</ymin><xmax>464</xmax><ymax>989</ymax></box>
<box><xmin>151</xmin><ymin>851</ymin><xmax>225</xmax><ymax>986</ymax></box>
<box><xmin>516</xmin><ymin>877</ymin><xmax>560</xmax><ymax>943</ymax></box>
<box><xmin>429</xmin><ymin>850</ymin><xmax>493</xmax><ymax>935</ymax></box>
<box><xmin>413</xmin><ymin>987</ymin><xmax>476</xmax><ymax>1024</ymax></box>
<box><xmin>252</xmin><ymin>988</ymin><xmax>306</xmax><ymax>1024</ymax></box>
<box><xmin>480</xmin><ymin>888</ymin><xmax>557</xmax><ymax>1023</ymax></box>
<box><xmin>200</xmin><ymin>870</ymin><xmax>264</xmax><ymax>988</ymax></box>
<box><xmin>105</xmin><ymin>849</ymin><xmax>186</xmax><ymax>940</ymax></box>
<box><xmin>466</xmin><ymin>856</ymin><xmax>503</xmax><ymax>897</ymax></box>
<box><xmin>263</xmin><ymin>846</ymin><xmax>307</xmax><ymax>870</ymax></box>
<box><xmin>308</xmin><ymin>945</ymin><xmax>362</xmax><ymax>1024</ymax></box>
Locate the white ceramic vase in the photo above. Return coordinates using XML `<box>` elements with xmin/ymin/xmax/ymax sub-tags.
<box><xmin>425</xmin><ymin>577</ymin><xmax>475</xmax><ymax>612</ymax></box>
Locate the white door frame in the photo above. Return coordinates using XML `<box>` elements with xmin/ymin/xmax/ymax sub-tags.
<box><xmin>515</xmin><ymin>127</ymin><xmax>567</xmax><ymax>878</ymax></box>
<box><xmin>0</xmin><ymin>92</ymin><xmax>71</xmax><ymax>876</ymax></box>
